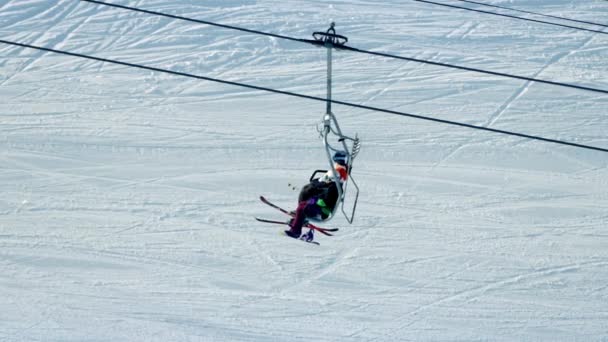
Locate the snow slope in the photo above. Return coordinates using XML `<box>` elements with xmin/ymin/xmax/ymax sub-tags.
<box><xmin>1</xmin><ymin>0</ymin><xmax>607</xmax><ymax>340</ymax></box>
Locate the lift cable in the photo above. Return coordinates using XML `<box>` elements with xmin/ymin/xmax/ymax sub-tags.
<box><xmin>335</xmin><ymin>44</ymin><xmax>608</xmax><ymax>95</ymax></box>
<box><xmin>451</xmin><ymin>0</ymin><xmax>608</xmax><ymax>28</ymax></box>
<box><xmin>1</xmin><ymin>38</ymin><xmax>606</xmax><ymax>154</ymax></box>
<box><xmin>79</xmin><ymin>0</ymin><xmax>608</xmax><ymax>96</ymax></box>
<box><xmin>80</xmin><ymin>0</ymin><xmax>306</xmax><ymax>44</ymax></box>
<box><xmin>412</xmin><ymin>0</ymin><xmax>608</xmax><ymax>35</ymax></box>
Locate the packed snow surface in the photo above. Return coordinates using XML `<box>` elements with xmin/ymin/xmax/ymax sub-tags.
<box><xmin>1</xmin><ymin>0</ymin><xmax>607</xmax><ymax>341</ymax></box>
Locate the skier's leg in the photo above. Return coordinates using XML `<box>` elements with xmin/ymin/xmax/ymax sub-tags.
<box><xmin>285</xmin><ymin>200</ymin><xmax>309</xmax><ymax>238</ymax></box>
<box><xmin>285</xmin><ymin>198</ymin><xmax>322</xmax><ymax>238</ymax></box>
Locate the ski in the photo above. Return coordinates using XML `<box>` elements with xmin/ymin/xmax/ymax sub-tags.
<box><xmin>255</xmin><ymin>217</ymin><xmax>290</xmax><ymax>225</ymax></box>
<box><xmin>255</xmin><ymin>217</ymin><xmax>335</xmax><ymax>236</ymax></box>
<box><xmin>305</xmin><ymin>221</ymin><xmax>338</xmax><ymax>233</ymax></box>
<box><xmin>259</xmin><ymin>196</ymin><xmax>292</xmax><ymax>216</ymax></box>
<box><xmin>258</xmin><ymin>196</ymin><xmax>340</xmax><ymax>233</ymax></box>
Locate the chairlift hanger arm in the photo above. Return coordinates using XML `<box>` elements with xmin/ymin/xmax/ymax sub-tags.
<box><xmin>302</xmin><ymin>22</ymin><xmax>349</xmax><ymax>49</ymax></box>
<box><xmin>308</xmin><ymin>23</ymin><xmax>360</xmax><ymax>224</ymax></box>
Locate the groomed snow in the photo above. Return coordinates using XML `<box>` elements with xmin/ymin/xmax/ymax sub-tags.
<box><xmin>1</xmin><ymin>0</ymin><xmax>607</xmax><ymax>341</ymax></box>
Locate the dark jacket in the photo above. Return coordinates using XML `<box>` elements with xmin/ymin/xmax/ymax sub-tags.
<box><xmin>298</xmin><ymin>179</ymin><xmax>341</xmax><ymax>218</ymax></box>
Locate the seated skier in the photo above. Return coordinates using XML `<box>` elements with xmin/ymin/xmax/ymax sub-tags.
<box><xmin>285</xmin><ymin>151</ymin><xmax>349</xmax><ymax>239</ymax></box>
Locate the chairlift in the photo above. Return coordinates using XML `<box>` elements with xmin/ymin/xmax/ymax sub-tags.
<box><xmin>305</xmin><ymin>23</ymin><xmax>361</xmax><ymax>224</ymax></box>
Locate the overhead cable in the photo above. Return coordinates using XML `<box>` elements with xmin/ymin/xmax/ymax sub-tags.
<box><xmin>79</xmin><ymin>0</ymin><xmax>608</xmax><ymax>96</ymax></box>
<box><xmin>1</xmin><ymin>38</ymin><xmax>606</xmax><ymax>154</ymax></box>
<box><xmin>80</xmin><ymin>0</ymin><xmax>306</xmax><ymax>44</ymax></box>
<box><xmin>413</xmin><ymin>0</ymin><xmax>608</xmax><ymax>35</ymax></box>
<box><xmin>451</xmin><ymin>0</ymin><xmax>608</xmax><ymax>28</ymax></box>
<box><xmin>337</xmin><ymin>44</ymin><xmax>608</xmax><ymax>95</ymax></box>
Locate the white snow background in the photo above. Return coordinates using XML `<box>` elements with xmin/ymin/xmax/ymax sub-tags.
<box><xmin>1</xmin><ymin>0</ymin><xmax>607</xmax><ymax>341</ymax></box>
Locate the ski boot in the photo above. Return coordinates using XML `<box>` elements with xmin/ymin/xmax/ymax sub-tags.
<box><xmin>300</xmin><ymin>228</ymin><xmax>314</xmax><ymax>243</ymax></box>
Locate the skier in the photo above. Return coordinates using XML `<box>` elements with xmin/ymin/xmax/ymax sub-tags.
<box><xmin>285</xmin><ymin>151</ymin><xmax>349</xmax><ymax>239</ymax></box>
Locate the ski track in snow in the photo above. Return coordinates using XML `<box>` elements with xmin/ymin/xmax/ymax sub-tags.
<box><xmin>428</xmin><ymin>25</ymin><xmax>606</xmax><ymax>175</ymax></box>
<box><xmin>1</xmin><ymin>0</ymin><xmax>608</xmax><ymax>341</ymax></box>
